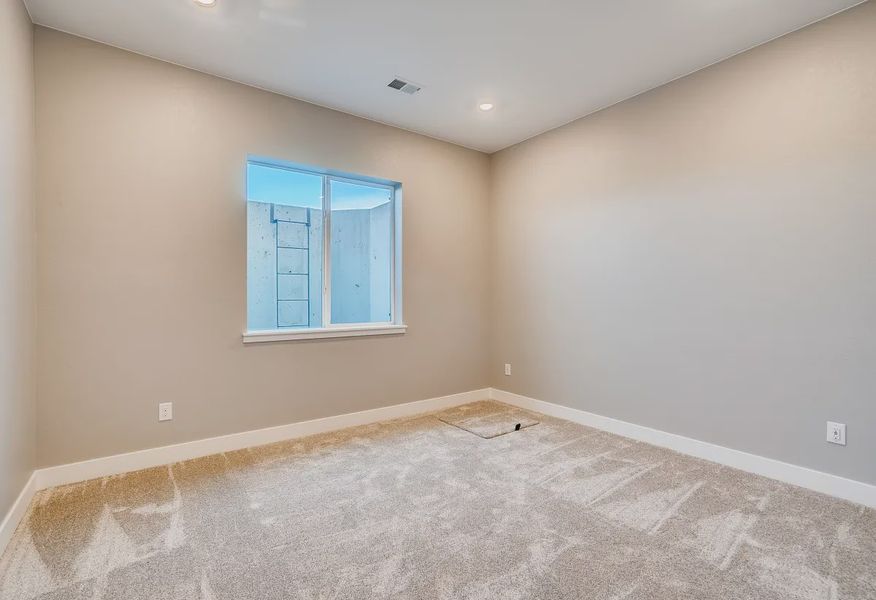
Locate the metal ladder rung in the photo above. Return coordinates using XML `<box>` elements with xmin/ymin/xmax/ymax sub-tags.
<box><xmin>275</xmin><ymin>206</ymin><xmax>311</xmax><ymax>328</ymax></box>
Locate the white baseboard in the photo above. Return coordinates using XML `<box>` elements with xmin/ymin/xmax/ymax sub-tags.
<box><xmin>0</xmin><ymin>388</ymin><xmax>487</xmax><ymax>559</ymax></box>
<box><xmin>0</xmin><ymin>472</ymin><xmax>36</xmax><ymax>558</ymax></box>
<box><xmin>33</xmin><ymin>388</ymin><xmax>489</xmax><ymax>492</ymax></box>
<box><xmin>491</xmin><ymin>388</ymin><xmax>876</xmax><ymax>508</ymax></box>
<box><xmin>5</xmin><ymin>384</ymin><xmax>871</xmax><ymax>562</ymax></box>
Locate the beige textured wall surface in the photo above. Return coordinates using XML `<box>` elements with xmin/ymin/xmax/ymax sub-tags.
<box><xmin>490</xmin><ymin>3</ymin><xmax>876</xmax><ymax>484</ymax></box>
<box><xmin>0</xmin><ymin>0</ymin><xmax>36</xmax><ymax>514</ymax></box>
<box><xmin>34</xmin><ymin>28</ymin><xmax>491</xmax><ymax>467</ymax></box>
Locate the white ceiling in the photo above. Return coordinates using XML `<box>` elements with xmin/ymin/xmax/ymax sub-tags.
<box><xmin>25</xmin><ymin>0</ymin><xmax>863</xmax><ymax>153</ymax></box>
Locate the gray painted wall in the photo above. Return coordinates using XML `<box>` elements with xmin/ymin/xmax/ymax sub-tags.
<box><xmin>369</xmin><ymin>202</ymin><xmax>393</xmax><ymax>323</ymax></box>
<box><xmin>331</xmin><ymin>209</ymin><xmax>373</xmax><ymax>324</ymax></box>
<box><xmin>0</xmin><ymin>0</ymin><xmax>36</xmax><ymax>518</ymax></box>
<box><xmin>247</xmin><ymin>202</ymin><xmax>390</xmax><ymax>329</ymax></box>
<box><xmin>490</xmin><ymin>2</ymin><xmax>876</xmax><ymax>485</ymax></box>
<box><xmin>247</xmin><ymin>202</ymin><xmax>324</xmax><ymax>330</ymax></box>
<box><xmin>246</xmin><ymin>201</ymin><xmax>279</xmax><ymax>330</ymax></box>
<box><xmin>35</xmin><ymin>27</ymin><xmax>491</xmax><ymax>467</ymax></box>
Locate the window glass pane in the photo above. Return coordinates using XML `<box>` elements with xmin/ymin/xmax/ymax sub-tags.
<box><xmin>247</xmin><ymin>163</ymin><xmax>323</xmax><ymax>330</ymax></box>
<box><xmin>330</xmin><ymin>180</ymin><xmax>393</xmax><ymax>324</ymax></box>
<box><xmin>247</xmin><ymin>163</ymin><xmax>322</xmax><ymax>208</ymax></box>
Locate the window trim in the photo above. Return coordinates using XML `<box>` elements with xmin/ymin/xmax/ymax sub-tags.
<box><xmin>243</xmin><ymin>158</ymin><xmax>404</xmax><ymax>342</ymax></box>
<box><xmin>242</xmin><ymin>324</ymin><xmax>407</xmax><ymax>343</ymax></box>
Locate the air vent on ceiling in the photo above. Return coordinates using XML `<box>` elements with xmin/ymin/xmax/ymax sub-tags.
<box><xmin>387</xmin><ymin>78</ymin><xmax>421</xmax><ymax>95</ymax></box>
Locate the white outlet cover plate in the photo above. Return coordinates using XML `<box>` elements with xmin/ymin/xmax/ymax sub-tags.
<box><xmin>826</xmin><ymin>421</ymin><xmax>846</xmax><ymax>446</ymax></box>
<box><xmin>159</xmin><ymin>402</ymin><xmax>173</xmax><ymax>422</ymax></box>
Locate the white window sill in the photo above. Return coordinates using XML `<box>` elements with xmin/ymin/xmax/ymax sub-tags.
<box><xmin>242</xmin><ymin>324</ymin><xmax>407</xmax><ymax>343</ymax></box>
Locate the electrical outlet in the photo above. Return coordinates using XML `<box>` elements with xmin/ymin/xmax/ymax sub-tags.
<box><xmin>826</xmin><ymin>421</ymin><xmax>846</xmax><ymax>446</ymax></box>
<box><xmin>504</xmin><ymin>363</ymin><xmax>511</xmax><ymax>376</ymax></box>
<box><xmin>158</xmin><ymin>402</ymin><xmax>173</xmax><ymax>422</ymax></box>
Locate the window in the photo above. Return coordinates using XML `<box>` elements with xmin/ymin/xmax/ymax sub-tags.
<box><xmin>244</xmin><ymin>159</ymin><xmax>404</xmax><ymax>342</ymax></box>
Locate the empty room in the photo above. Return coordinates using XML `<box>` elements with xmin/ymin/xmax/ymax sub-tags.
<box><xmin>1</xmin><ymin>0</ymin><xmax>875</xmax><ymax>597</ymax></box>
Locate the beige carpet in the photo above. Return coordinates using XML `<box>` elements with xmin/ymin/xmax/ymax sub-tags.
<box><xmin>0</xmin><ymin>400</ymin><xmax>873</xmax><ymax>599</ymax></box>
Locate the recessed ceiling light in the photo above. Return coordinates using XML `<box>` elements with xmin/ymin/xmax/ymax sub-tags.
<box><xmin>478</xmin><ymin>103</ymin><xmax>494</xmax><ymax>112</ymax></box>
<box><xmin>194</xmin><ymin>0</ymin><xmax>216</xmax><ymax>6</ymax></box>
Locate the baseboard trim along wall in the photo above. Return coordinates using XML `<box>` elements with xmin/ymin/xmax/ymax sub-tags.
<box><xmin>0</xmin><ymin>388</ymin><xmax>489</xmax><ymax>557</ymax></box>
<box><xmin>490</xmin><ymin>388</ymin><xmax>876</xmax><ymax>509</ymax></box>
<box><xmin>0</xmin><ymin>472</ymin><xmax>37</xmax><ymax>560</ymax></box>
<box><xmin>33</xmin><ymin>388</ymin><xmax>491</xmax><ymax>491</ymax></box>
<box><xmin>4</xmin><ymin>385</ymin><xmax>875</xmax><ymax>558</ymax></box>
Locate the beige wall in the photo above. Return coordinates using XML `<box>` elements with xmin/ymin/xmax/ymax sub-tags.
<box><xmin>490</xmin><ymin>2</ymin><xmax>876</xmax><ymax>484</ymax></box>
<box><xmin>0</xmin><ymin>0</ymin><xmax>36</xmax><ymax>515</ymax></box>
<box><xmin>34</xmin><ymin>28</ymin><xmax>491</xmax><ymax>467</ymax></box>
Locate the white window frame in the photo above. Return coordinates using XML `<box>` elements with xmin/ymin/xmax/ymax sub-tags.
<box><xmin>243</xmin><ymin>159</ymin><xmax>405</xmax><ymax>343</ymax></box>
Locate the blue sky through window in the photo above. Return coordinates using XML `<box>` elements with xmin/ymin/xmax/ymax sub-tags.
<box><xmin>330</xmin><ymin>180</ymin><xmax>391</xmax><ymax>210</ymax></box>
<box><xmin>247</xmin><ymin>163</ymin><xmax>321</xmax><ymax>208</ymax></box>
<box><xmin>247</xmin><ymin>163</ymin><xmax>391</xmax><ymax>210</ymax></box>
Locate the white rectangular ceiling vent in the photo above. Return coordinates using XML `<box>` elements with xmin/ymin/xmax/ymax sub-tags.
<box><xmin>387</xmin><ymin>78</ymin><xmax>421</xmax><ymax>95</ymax></box>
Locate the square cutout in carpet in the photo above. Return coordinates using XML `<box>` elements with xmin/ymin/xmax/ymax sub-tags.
<box><xmin>436</xmin><ymin>401</ymin><xmax>539</xmax><ymax>438</ymax></box>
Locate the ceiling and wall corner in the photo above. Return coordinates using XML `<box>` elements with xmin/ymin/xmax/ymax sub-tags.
<box><xmin>22</xmin><ymin>0</ymin><xmax>867</xmax><ymax>153</ymax></box>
